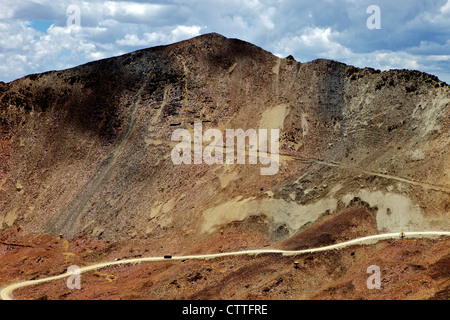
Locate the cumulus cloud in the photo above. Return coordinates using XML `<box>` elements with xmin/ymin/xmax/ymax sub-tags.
<box><xmin>0</xmin><ymin>0</ymin><xmax>449</xmax><ymax>83</ymax></box>
<box><xmin>116</xmin><ymin>25</ymin><xmax>202</xmax><ymax>47</ymax></box>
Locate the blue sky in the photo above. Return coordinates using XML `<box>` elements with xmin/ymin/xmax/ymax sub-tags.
<box><xmin>0</xmin><ymin>0</ymin><xmax>449</xmax><ymax>83</ymax></box>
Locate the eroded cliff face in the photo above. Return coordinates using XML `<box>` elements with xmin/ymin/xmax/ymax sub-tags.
<box><xmin>0</xmin><ymin>33</ymin><xmax>448</xmax><ymax>247</ymax></box>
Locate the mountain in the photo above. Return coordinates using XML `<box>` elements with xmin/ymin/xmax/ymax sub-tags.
<box><xmin>0</xmin><ymin>33</ymin><xmax>449</xmax><ymax>300</ymax></box>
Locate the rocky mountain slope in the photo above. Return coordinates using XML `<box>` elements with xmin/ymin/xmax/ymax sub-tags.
<box><xmin>0</xmin><ymin>33</ymin><xmax>449</xmax><ymax>300</ymax></box>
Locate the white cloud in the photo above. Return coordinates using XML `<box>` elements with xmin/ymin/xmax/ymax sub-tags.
<box><xmin>372</xmin><ymin>52</ymin><xmax>421</xmax><ymax>70</ymax></box>
<box><xmin>0</xmin><ymin>0</ymin><xmax>449</xmax><ymax>84</ymax></box>
<box><xmin>116</xmin><ymin>25</ymin><xmax>202</xmax><ymax>47</ymax></box>
<box><xmin>301</xmin><ymin>27</ymin><xmax>332</xmax><ymax>47</ymax></box>
<box><xmin>274</xmin><ymin>25</ymin><xmax>441</xmax><ymax>80</ymax></box>
<box><xmin>440</xmin><ymin>0</ymin><xmax>450</xmax><ymax>14</ymax></box>
<box><xmin>0</xmin><ymin>0</ymin><xmax>20</xmax><ymax>19</ymax></box>
<box><xmin>170</xmin><ymin>25</ymin><xmax>202</xmax><ymax>40</ymax></box>
<box><xmin>116</xmin><ymin>34</ymin><xmax>146</xmax><ymax>46</ymax></box>
<box><xmin>275</xmin><ymin>27</ymin><xmax>352</xmax><ymax>61</ymax></box>
<box><xmin>426</xmin><ymin>55</ymin><xmax>450</xmax><ymax>62</ymax></box>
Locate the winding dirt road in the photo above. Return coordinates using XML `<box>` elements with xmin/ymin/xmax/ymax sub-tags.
<box><xmin>293</xmin><ymin>157</ymin><xmax>450</xmax><ymax>193</ymax></box>
<box><xmin>145</xmin><ymin>138</ymin><xmax>450</xmax><ymax>193</ymax></box>
<box><xmin>1</xmin><ymin>231</ymin><xmax>449</xmax><ymax>300</ymax></box>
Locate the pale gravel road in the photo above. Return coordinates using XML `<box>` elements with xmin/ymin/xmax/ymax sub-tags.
<box><xmin>1</xmin><ymin>231</ymin><xmax>449</xmax><ymax>300</ymax></box>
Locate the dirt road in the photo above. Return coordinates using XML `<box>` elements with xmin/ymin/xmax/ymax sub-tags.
<box><xmin>145</xmin><ymin>138</ymin><xmax>450</xmax><ymax>193</ymax></box>
<box><xmin>1</xmin><ymin>231</ymin><xmax>449</xmax><ymax>300</ymax></box>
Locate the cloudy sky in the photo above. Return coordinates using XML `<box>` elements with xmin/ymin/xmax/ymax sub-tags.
<box><xmin>0</xmin><ymin>0</ymin><xmax>449</xmax><ymax>83</ymax></box>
